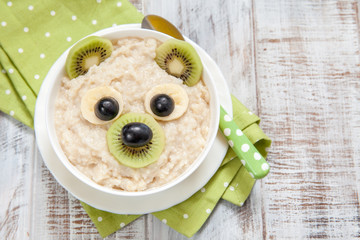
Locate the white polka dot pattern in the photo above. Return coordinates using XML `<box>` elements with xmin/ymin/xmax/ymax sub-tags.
<box><xmin>241</xmin><ymin>144</ymin><xmax>249</xmax><ymax>152</ymax></box>
<box><xmin>219</xmin><ymin>106</ymin><xmax>270</xmax><ymax>179</ymax></box>
<box><xmin>224</xmin><ymin>128</ymin><xmax>231</xmax><ymax>136</ymax></box>
<box><xmin>262</xmin><ymin>163</ymin><xmax>270</xmax><ymax>171</ymax></box>
<box><xmin>224</xmin><ymin>114</ymin><xmax>232</xmax><ymax>122</ymax></box>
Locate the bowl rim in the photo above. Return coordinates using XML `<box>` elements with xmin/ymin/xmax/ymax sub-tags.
<box><xmin>44</xmin><ymin>27</ymin><xmax>220</xmax><ymax>197</ymax></box>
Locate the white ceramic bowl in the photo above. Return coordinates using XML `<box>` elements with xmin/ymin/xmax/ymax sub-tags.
<box><xmin>42</xmin><ymin>27</ymin><xmax>220</xmax><ymax>199</ymax></box>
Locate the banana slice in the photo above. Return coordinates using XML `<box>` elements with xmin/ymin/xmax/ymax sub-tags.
<box><xmin>144</xmin><ymin>83</ymin><xmax>189</xmax><ymax>121</ymax></box>
<box><xmin>81</xmin><ymin>86</ymin><xmax>123</xmax><ymax>125</ymax></box>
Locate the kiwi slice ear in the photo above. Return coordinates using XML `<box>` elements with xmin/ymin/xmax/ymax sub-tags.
<box><xmin>107</xmin><ymin>113</ymin><xmax>165</xmax><ymax>168</ymax></box>
<box><xmin>155</xmin><ymin>39</ymin><xmax>203</xmax><ymax>87</ymax></box>
<box><xmin>65</xmin><ymin>36</ymin><xmax>113</xmax><ymax>79</ymax></box>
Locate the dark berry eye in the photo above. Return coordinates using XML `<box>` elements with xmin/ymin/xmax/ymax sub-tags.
<box><xmin>121</xmin><ymin>122</ymin><xmax>153</xmax><ymax>148</ymax></box>
<box><xmin>95</xmin><ymin>97</ymin><xmax>119</xmax><ymax>121</ymax></box>
<box><xmin>150</xmin><ymin>94</ymin><xmax>175</xmax><ymax>117</ymax></box>
<box><xmin>144</xmin><ymin>83</ymin><xmax>189</xmax><ymax>121</ymax></box>
<box><xmin>81</xmin><ymin>86</ymin><xmax>123</xmax><ymax>125</ymax></box>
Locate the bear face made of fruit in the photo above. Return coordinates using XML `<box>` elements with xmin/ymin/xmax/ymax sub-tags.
<box><xmin>65</xmin><ymin>36</ymin><xmax>203</xmax><ymax>168</ymax></box>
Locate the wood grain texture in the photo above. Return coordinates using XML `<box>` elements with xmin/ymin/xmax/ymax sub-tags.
<box><xmin>0</xmin><ymin>112</ymin><xmax>35</xmax><ymax>240</ymax></box>
<box><xmin>1</xmin><ymin>0</ymin><xmax>360</xmax><ymax>239</ymax></box>
<box><xmin>254</xmin><ymin>0</ymin><xmax>360</xmax><ymax>239</ymax></box>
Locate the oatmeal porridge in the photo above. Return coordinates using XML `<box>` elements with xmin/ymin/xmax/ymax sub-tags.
<box><xmin>54</xmin><ymin>37</ymin><xmax>210</xmax><ymax>191</ymax></box>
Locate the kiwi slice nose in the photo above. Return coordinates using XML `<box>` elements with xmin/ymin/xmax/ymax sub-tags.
<box><xmin>107</xmin><ymin>113</ymin><xmax>165</xmax><ymax>168</ymax></box>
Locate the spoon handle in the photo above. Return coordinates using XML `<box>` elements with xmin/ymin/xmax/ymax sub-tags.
<box><xmin>219</xmin><ymin>106</ymin><xmax>270</xmax><ymax>179</ymax></box>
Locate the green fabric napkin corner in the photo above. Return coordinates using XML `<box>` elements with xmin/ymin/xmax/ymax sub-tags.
<box><xmin>0</xmin><ymin>1</ymin><xmax>271</xmax><ymax>238</ymax></box>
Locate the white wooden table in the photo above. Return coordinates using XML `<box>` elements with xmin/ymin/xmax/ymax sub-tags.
<box><xmin>1</xmin><ymin>0</ymin><xmax>360</xmax><ymax>239</ymax></box>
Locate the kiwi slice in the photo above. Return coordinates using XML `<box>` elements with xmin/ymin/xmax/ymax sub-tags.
<box><xmin>155</xmin><ymin>39</ymin><xmax>203</xmax><ymax>87</ymax></box>
<box><xmin>107</xmin><ymin>113</ymin><xmax>165</xmax><ymax>168</ymax></box>
<box><xmin>65</xmin><ymin>36</ymin><xmax>113</xmax><ymax>79</ymax></box>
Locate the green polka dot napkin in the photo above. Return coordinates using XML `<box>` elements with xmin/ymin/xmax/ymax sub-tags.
<box><xmin>0</xmin><ymin>1</ymin><xmax>271</xmax><ymax>238</ymax></box>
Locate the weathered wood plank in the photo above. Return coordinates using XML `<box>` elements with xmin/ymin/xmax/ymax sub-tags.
<box><xmin>253</xmin><ymin>0</ymin><xmax>360</xmax><ymax>239</ymax></box>
<box><xmin>0</xmin><ymin>112</ymin><xmax>35</xmax><ymax>240</ymax></box>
